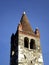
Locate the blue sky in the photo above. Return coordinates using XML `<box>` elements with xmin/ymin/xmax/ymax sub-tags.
<box><xmin>0</xmin><ymin>0</ymin><xmax>49</xmax><ymax>65</ymax></box>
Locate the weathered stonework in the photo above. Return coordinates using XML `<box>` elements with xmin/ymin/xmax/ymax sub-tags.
<box><xmin>10</xmin><ymin>12</ymin><xmax>44</xmax><ymax>65</ymax></box>
<box><xmin>18</xmin><ymin>33</ymin><xmax>43</xmax><ymax>65</ymax></box>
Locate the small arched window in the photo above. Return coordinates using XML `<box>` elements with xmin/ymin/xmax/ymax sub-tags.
<box><xmin>24</xmin><ymin>37</ymin><xmax>29</xmax><ymax>48</ymax></box>
<box><xmin>30</xmin><ymin>39</ymin><xmax>36</xmax><ymax>49</ymax></box>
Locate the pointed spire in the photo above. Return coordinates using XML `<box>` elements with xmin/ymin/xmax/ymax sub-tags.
<box><xmin>20</xmin><ymin>12</ymin><xmax>33</xmax><ymax>33</ymax></box>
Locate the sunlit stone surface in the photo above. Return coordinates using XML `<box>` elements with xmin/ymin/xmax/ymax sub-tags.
<box><xmin>12</xmin><ymin>51</ymin><xmax>15</xmax><ymax>55</ymax></box>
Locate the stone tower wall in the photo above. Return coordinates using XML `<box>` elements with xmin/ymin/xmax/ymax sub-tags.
<box><xmin>10</xmin><ymin>12</ymin><xmax>44</xmax><ymax>65</ymax></box>
<box><xmin>18</xmin><ymin>32</ymin><xmax>43</xmax><ymax>65</ymax></box>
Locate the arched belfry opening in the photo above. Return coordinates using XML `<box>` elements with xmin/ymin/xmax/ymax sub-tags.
<box><xmin>30</xmin><ymin>39</ymin><xmax>36</xmax><ymax>49</ymax></box>
<box><xmin>24</xmin><ymin>37</ymin><xmax>29</xmax><ymax>48</ymax></box>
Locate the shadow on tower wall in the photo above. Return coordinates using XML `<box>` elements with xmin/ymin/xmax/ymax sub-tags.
<box><xmin>10</xmin><ymin>31</ymin><xmax>18</xmax><ymax>65</ymax></box>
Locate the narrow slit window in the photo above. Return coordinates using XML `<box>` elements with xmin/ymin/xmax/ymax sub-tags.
<box><xmin>30</xmin><ymin>39</ymin><xmax>36</xmax><ymax>49</ymax></box>
<box><xmin>24</xmin><ymin>37</ymin><xmax>29</xmax><ymax>48</ymax></box>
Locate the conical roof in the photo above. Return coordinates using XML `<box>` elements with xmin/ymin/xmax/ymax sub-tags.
<box><xmin>20</xmin><ymin>12</ymin><xmax>33</xmax><ymax>33</ymax></box>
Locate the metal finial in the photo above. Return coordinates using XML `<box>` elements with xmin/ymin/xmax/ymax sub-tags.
<box><xmin>36</xmin><ymin>27</ymin><xmax>39</xmax><ymax>29</ymax></box>
<box><xmin>23</xmin><ymin>11</ymin><xmax>25</xmax><ymax>14</ymax></box>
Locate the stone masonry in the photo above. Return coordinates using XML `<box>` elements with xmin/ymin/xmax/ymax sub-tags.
<box><xmin>10</xmin><ymin>12</ymin><xmax>44</xmax><ymax>65</ymax></box>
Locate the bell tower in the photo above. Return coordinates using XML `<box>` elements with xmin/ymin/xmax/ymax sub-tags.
<box><xmin>10</xmin><ymin>12</ymin><xmax>44</xmax><ymax>65</ymax></box>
